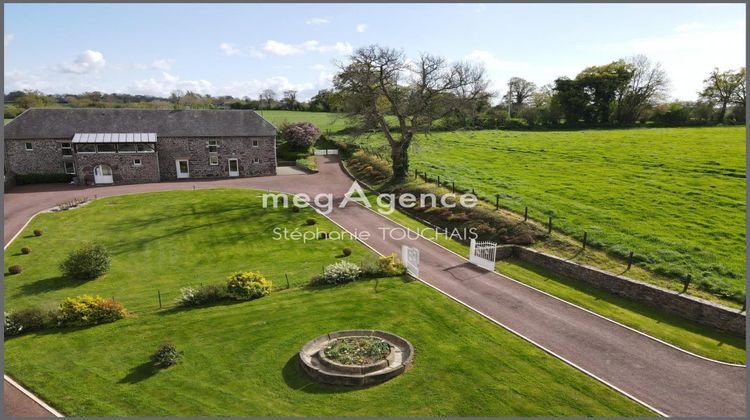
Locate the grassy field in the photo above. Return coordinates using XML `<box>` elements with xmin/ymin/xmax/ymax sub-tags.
<box><xmin>3</xmin><ymin>189</ymin><xmax>653</xmax><ymax>416</ymax></box>
<box><xmin>339</xmin><ymin>126</ymin><xmax>746</xmax><ymax>302</ymax></box>
<box><xmin>257</xmin><ymin>110</ymin><xmax>350</xmax><ymax>133</ymax></box>
<box><xmin>359</xmin><ymin>191</ymin><xmax>745</xmax><ymax>363</ymax></box>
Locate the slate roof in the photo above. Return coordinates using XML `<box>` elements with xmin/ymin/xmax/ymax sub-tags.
<box><xmin>4</xmin><ymin>108</ymin><xmax>277</xmax><ymax>140</ymax></box>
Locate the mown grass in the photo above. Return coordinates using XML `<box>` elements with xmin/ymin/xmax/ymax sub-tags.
<box><xmin>3</xmin><ymin>189</ymin><xmax>365</xmax><ymax>313</ymax></box>
<box><xmin>338</xmin><ymin>126</ymin><xmax>746</xmax><ymax>303</ymax></box>
<box><xmin>359</xmin><ymin>190</ymin><xmax>746</xmax><ymax>364</ymax></box>
<box><xmin>3</xmin><ymin>189</ymin><xmax>653</xmax><ymax>416</ymax></box>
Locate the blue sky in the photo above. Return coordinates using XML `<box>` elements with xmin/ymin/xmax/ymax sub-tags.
<box><xmin>3</xmin><ymin>3</ymin><xmax>745</xmax><ymax>101</ymax></box>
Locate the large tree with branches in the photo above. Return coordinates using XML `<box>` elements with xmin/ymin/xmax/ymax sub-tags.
<box><xmin>334</xmin><ymin>45</ymin><xmax>490</xmax><ymax>182</ymax></box>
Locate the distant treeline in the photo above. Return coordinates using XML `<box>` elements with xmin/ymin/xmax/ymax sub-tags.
<box><xmin>4</xmin><ymin>57</ymin><xmax>745</xmax><ymax>129</ymax></box>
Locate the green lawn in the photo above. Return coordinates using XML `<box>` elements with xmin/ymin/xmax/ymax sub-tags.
<box><xmin>360</xmin><ymin>191</ymin><xmax>746</xmax><ymax>364</ymax></box>
<box><xmin>4</xmin><ymin>189</ymin><xmax>653</xmax><ymax>416</ymax></box>
<box><xmin>257</xmin><ymin>110</ymin><xmax>351</xmax><ymax>133</ymax></box>
<box><xmin>339</xmin><ymin>126</ymin><xmax>746</xmax><ymax>302</ymax></box>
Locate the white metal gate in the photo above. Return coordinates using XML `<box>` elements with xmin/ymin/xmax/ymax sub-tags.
<box><xmin>313</xmin><ymin>149</ymin><xmax>339</xmax><ymax>155</ymax></box>
<box><xmin>401</xmin><ymin>245</ymin><xmax>420</xmax><ymax>277</ymax></box>
<box><xmin>469</xmin><ymin>239</ymin><xmax>497</xmax><ymax>271</ymax></box>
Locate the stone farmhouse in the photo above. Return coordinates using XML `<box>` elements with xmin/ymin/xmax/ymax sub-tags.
<box><xmin>3</xmin><ymin>108</ymin><xmax>277</xmax><ymax>186</ymax></box>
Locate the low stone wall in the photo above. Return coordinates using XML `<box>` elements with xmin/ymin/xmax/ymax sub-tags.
<box><xmin>503</xmin><ymin>245</ymin><xmax>746</xmax><ymax>337</ymax></box>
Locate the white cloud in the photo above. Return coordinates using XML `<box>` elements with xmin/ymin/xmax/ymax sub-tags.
<box><xmin>220</xmin><ymin>42</ymin><xmax>265</xmax><ymax>58</ymax></box>
<box><xmin>4</xmin><ymin>33</ymin><xmax>14</xmax><ymax>47</ymax></box>
<box><xmin>130</xmin><ymin>72</ymin><xmax>214</xmax><ymax>96</ymax></box>
<box><xmin>356</xmin><ymin>24</ymin><xmax>368</xmax><ymax>33</ymax></box>
<box><xmin>58</xmin><ymin>50</ymin><xmax>106</xmax><ymax>74</ymax></box>
<box><xmin>673</xmin><ymin>22</ymin><xmax>707</xmax><ymax>32</ymax></box>
<box><xmin>133</xmin><ymin>59</ymin><xmax>175</xmax><ymax>71</ymax></box>
<box><xmin>311</xmin><ymin>64</ymin><xmax>327</xmax><ymax>71</ymax></box>
<box><xmin>4</xmin><ymin>70</ymin><xmax>51</xmax><ymax>91</ymax></box>
<box><xmin>306</xmin><ymin>17</ymin><xmax>330</xmax><ymax>25</ymax></box>
<box><xmin>464</xmin><ymin>50</ymin><xmax>530</xmax><ymax>72</ymax></box>
<box><xmin>262</xmin><ymin>40</ymin><xmax>352</xmax><ymax>56</ymax></box>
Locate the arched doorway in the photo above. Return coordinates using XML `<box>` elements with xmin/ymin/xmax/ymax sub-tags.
<box><xmin>94</xmin><ymin>164</ymin><xmax>113</xmax><ymax>184</ymax></box>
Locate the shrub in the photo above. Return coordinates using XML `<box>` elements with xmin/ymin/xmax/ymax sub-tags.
<box><xmin>342</xmin><ymin>247</ymin><xmax>352</xmax><ymax>256</ymax></box>
<box><xmin>312</xmin><ymin>261</ymin><xmax>362</xmax><ymax>286</ymax></box>
<box><xmin>60</xmin><ymin>242</ymin><xmax>111</xmax><ymax>280</ymax></box>
<box><xmin>16</xmin><ymin>174</ymin><xmax>74</xmax><ymax>186</ymax></box>
<box><xmin>292</xmin><ymin>205</ymin><xmax>301</xmax><ymax>213</ymax></box>
<box><xmin>281</xmin><ymin>122</ymin><xmax>321</xmax><ymax>149</ymax></box>
<box><xmin>318</xmin><ymin>232</ymin><xmax>329</xmax><ymax>240</ymax></box>
<box><xmin>306</xmin><ymin>218</ymin><xmax>317</xmax><ymax>226</ymax></box>
<box><xmin>33</xmin><ymin>229</ymin><xmax>43</xmax><ymax>237</ymax></box>
<box><xmin>361</xmin><ymin>253</ymin><xmax>406</xmax><ymax>278</ymax></box>
<box><xmin>226</xmin><ymin>271</ymin><xmax>272</xmax><ymax>300</ymax></box>
<box><xmin>175</xmin><ymin>284</ymin><xmax>228</xmax><ymax>307</ymax></box>
<box><xmin>8</xmin><ymin>265</ymin><xmax>23</xmax><ymax>275</ymax></box>
<box><xmin>150</xmin><ymin>342</ymin><xmax>181</xmax><ymax>368</ymax></box>
<box><xmin>4</xmin><ymin>307</ymin><xmax>57</xmax><ymax>336</ymax></box>
<box><xmin>20</xmin><ymin>247</ymin><xmax>32</xmax><ymax>255</ymax></box>
<box><xmin>58</xmin><ymin>295</ymin><xmax>127</xmax><ymax>327</ymax></box>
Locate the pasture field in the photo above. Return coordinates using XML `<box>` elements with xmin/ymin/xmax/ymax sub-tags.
<box><xmin>3</xmin><ymin>189</ymin><xmax>652</xmax><ymax>416</ymax></box>
<box><xmin>257</xmin><ymin>110</ymin><xmax>351</xmax><ymax>133</ymax></box>
<box><xmin>339</xmin><ymin>126</ymin><xmax>746</xmax><ymax>302</ymax></box>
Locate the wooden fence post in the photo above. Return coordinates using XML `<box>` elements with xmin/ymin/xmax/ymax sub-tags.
<box><xmin>582</xmin><ymin>231</ymin><xmax>588</xmax><ymax>250</ymax></box>
<box><xmin>437</xmin><ymin>175</ymin><xmax>441</xmax><ymax>185</ymax></box>
<box><xmin>524</xmin><ymin>206</ymin><xmax>528</xmax><ymax>221</ymax></box>
<box><xmin>627</xmin><ymin>251</ymin><xmax>634</xmax><ymax>270</ymax></box>
<box><xmin>548</xmin><ymin>217</ymin><xmax>553</xmax><ymax>234</ymax></box>
<box><xmin>495</xmin><ymin>194</ymin><xmax>500</xmax><ymax>210</ymax></box>
<box><xmin>682</xmin><ymin>274</ymin><xmax>692</xmax><ymax>293</ymax></box>
<box><xmin>157</xmin><ymin>290</ymin><xmax>162</xmax><ymax>309</ymax></box>
<box><xmin>285</xmin><ymin>273</ymin><xmax>290</xmax><ymax>289</ymax></box>
<box><xmin>452</xmin><ymin>181</ymin><xmax>455</xmax><ymax>193</ymax></box>
<box><xmin>415</xmin><ymin>169</ymin><xmax>418</xmax><ymax>179</ymax></box>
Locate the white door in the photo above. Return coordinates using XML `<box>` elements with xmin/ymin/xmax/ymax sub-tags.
<box><xmin>175</xmin><ymin>159</ymin><xmax>190</xmax><ymax>178</ymax></box>
<box><xmin>228</xmin><ymin>158</ymin><xmax>239</xmax><ymax>177</ymax></box>
<box><xmin>93</xmin><ymin>165</ymin><xmax>113</xmax><ymax>184</ymax></box>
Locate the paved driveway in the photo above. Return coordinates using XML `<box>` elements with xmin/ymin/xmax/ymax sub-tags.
<box><xmin>3</xmin><ymin>155</ymin><xmax>746</xmax><ymax>417</ymax></box>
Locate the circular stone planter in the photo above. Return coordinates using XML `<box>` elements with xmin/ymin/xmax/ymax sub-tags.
<box><xmin>299</xmin><ymin>330</ymin><xmax>414</xmax><ymax>386</ymax></box>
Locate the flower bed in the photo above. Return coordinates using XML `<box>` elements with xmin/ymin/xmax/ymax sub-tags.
<box><xmin>323</xmin><ymin>336</ymin><xmax>390</xmax><ymax>366</ymax></box>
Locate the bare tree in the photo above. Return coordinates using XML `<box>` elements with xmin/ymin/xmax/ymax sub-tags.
<box><xmin>258</xmin><ymin>88</ymin><xmax>276</xmax><ymax>109</ymax></box>
<box><xmin>700</xmin><ymin>67</ymin><xmax>745</xmax><ymax>123</ymax></box>
<box><xmin>614</xmin><ymin>55</ymin><xmax>669</xmax><ymax>124</ymax></box>
<box><xmin>282</xmin><ymin>89</ymin><xmax>298</xmax><ymax>110</ymax></box>
<box><xmin>334</xmin><ymin>45</ymin><xmax>490</xmax><ymax>182</ymax></box>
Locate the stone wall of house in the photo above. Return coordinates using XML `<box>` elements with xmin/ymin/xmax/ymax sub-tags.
<box><xmin>4</xmin><ymin>139</ymin><xmax>69</xmax><ymax>175</ymax></box>
<box><xmin>157</xmin><ymin>136</ymin><xmax>276</xmax><ymax>180</ymax></box>
<box><xmin>74</xmin><ymin>152</ymin><xmax>161</xmax><ymax>185</ymax></box>
<box><xmin>500</xmin><ymin>245</ymin><xmax>746</xmax><ymax>336</ymax></box>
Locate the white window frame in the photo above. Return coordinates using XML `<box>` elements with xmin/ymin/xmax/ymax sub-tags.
<box><xmin>133</xmin><ymin>158</ymin><xmax>142</xmax><ymax>167</ymax></box>
<box><xmin>24</xmin><ymin>142</ymin><xmax>33</xmax><ymax>151</ymax></box>
<box><xmin>209</xmin><ymin>155</ymin><xmax>219</xmax><ymax>166</ymax></box>
<box><xmin>207</xmin><ymin>140</ymin><xmax>219</xmax><ymax>154</ymax></box>
<box><xmin>63</xmin><ymin>161</ymin><xmax>75</xmax><ymax>174</ymax></box>
<box><xmin>253</xmin><ymin>157</ymin><xmax>260</xmax><ymax>164</ymax></box>
<box><xmin>61</xmin><ymin>142</ymin><xmax>73</xmax><ymax>156</ymax></box>
<box><xmin>76</xmin><ymin>144</ymin><xmax>96</xmax><ymax>154</ymax></box>
<box><xmin>252</xmin><ymin>139</ymin><xmax>259</xmax><ymax>148</ymax></box>
<box><xmin>136</xmin><ymin>143</ymin><xmax>155</xmax><ymax>153</ymax></box>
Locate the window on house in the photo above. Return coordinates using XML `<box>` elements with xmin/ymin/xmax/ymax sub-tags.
<box><xmin>252</xmin><ymin>140</ymin><xmax>259</xmax><ymax>147</ymax></box>
<box><xmin>118</xmin><ymin>143</ymin><xmax>137</xmax><ymax>153</ymax></box>
<box><xmin>136</xmin><ymin>143</ymin><xmax>155</xmax><ymax>153</ymax></box>
<box><xmin>208</xmin><ymin>140</ymin><xmax>219</xmax><ymax>153</ymax></box>
<box><xmin>133</xmin><ymin>159</ymin><xmax>142</xmax><ymax>167</ymax></box>
<box><xmin>253</xmin><ymin>157</ymin><xmax>260</xmax><ymax>164</ymax></box>
<box><xmin>63</xmin><ymin>161</ymin><xmax>75</xmax><ymax>174</ymax></box>
<box><xmin>77</xmin><ymin>144</ymin><xmax>96</xmax><ymax>153</ymax></box>
<box><xmin>24</xmin><ymin>142</ymin><xmax>33</xmax><ymax>151</ymax></box>
<box><xmin>209</xmin><ymin>155</ymin><xmax>219</xmax><ymax>166</ymax></box>
<box><xmin>96</xmin><ymin>144</ymin><xmax>117</xmax><ymax>153</ymax></box>
<box><xmin>61</xmin><ymin>142</ymin><xmax>73</xmax><ymax>156</ymax></box>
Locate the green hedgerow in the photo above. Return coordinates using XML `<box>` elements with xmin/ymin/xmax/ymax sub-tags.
<box><xmin>226</xmin><ymin>271</ymin><xmax>272</xmax><ymax>300</ymax></box>
<box><xmin>60</xmin><ymin>242</ymin><xmax>111</xmax><ymax>280</ymax></box>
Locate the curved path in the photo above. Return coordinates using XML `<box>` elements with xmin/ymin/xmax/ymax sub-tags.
<box><xmin>3</xmin><ymin>156</ymin><xmax>746</xmax><ymax>417</ymax></box>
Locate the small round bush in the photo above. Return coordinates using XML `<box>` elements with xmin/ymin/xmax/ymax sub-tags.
<box><xmin>33</xmin><ymin>229</ymin><xmax>43</xmax><ymax>237</ymax></box>
<box><xmin>8</xmin><ymin>265</ymin><xmax>23</xmax><ymax>275</ymax></box>
<box><xmin>226</xmin><ymin>271</ymin><xmax>272</xmax><ymax>300</ymax></box>
<box><xmin>313</xmin><ymin>261</ymin><xmax>362</xmax><ymax>286</ymax></box>
<box><xmin>150</xmin><ymin>342</ymin><xmax>181</xmax><ymax>368</ymax></box>
<box><xmin>20</xmin><ymin>247</ymin><xmax>32</xmax><ymax>255</ymax></box>
<box><xmin>292</xmin><ymin>206</ymin><xmax>301</xmax><ymax>213</ymax></box>
<box><xmin>306</xmin><ymin>218</ymin><xmax>317</xmax><ymax>226</ymax></box>
<box><xmin>318</xmin><ymin>232</ymin><xmax>329</xmax><ymax>240</ymax></box>
<box><xmin>342</xmin><ymin>247</ymin><xmax>352</xmax><ymax>257</ymax></box>
<box><xmin>60</xmin><ymin>242</ymin><xmax>111</xmax><ymax>280</ymax></box>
